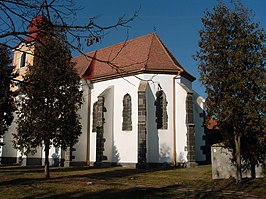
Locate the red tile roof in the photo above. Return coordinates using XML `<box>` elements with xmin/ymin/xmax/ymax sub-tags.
<box><xmin>15</xmin><ymin>15</ymin><xmax>48</xmax><ymax>48</ymax></box>
<box><xmin>28</xmin><ymin>15</ymin><xmax>49</xmax><ymax>33</ymax></box>
<box><xmin>72</xmin><ymin>33</ymin><xmax>195</xmax><ymax>82</ymax></box>
<box><xmin>206</xmin><ymin>117</ymin><xmax>219</xmax><ymax>130</ymax></box>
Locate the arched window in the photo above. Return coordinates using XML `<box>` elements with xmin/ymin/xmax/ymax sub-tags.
<box><xmin>122</xmin><ymin>94</ymin><xmax>132</xmax><ymax>131</ymax></box>
<box><xmin>155</xmin><ymin>90</ymin><xmax>168</xmax><ymax>129</ymax></box>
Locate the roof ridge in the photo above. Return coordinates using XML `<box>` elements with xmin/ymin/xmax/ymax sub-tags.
<box><xmin>90</xmin><ymin>33</ymin><xmax>154</xmax><ymax>54</ymax></box>
<box><xmin>144</xmin><ymin>33</ymin><xmax>156</xmax><ymax>70</ymax></box>
<box><xmin>153</xmin><ymin>34</ymin><xmax>184</xmax><ymax>72</ymax></box>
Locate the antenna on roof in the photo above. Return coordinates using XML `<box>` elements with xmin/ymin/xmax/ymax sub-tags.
<box><xmin>153</xmin><ymin>26</ymin><xmax>157</xmax><ymax>33</ymax></box>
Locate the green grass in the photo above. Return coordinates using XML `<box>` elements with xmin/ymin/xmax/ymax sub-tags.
<box><xmin>0</xmin><ymin>165</ymin><xmax>265</xmax><ymax>198</ymax></box>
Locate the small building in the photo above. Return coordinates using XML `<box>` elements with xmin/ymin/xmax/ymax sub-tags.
<box><xmin>201</xmin><ymin>117</ymin><xmax>222</xmax><ymax>164</ymax></box>
<box><xmin>212</xmin><ymin>144</ymin><xmax>265</xmax><ymax>179</ymax></box>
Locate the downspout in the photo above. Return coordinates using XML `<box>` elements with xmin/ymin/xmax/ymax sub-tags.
<box><xmin>85</xmin><ymin>80</ymin><xmax>92</xmax><ymax>166</ymax></box>
<box><xmin>172</xmin><ymin>71</ymin><xmax>182</xmax><ymax>167</ymax></box>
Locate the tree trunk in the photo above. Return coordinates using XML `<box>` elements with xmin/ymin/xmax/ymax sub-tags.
<box><xmin>250</xmin><ymin>159</ymin><xmax>256</xmax><ymax>179</ymax></box>
<box><xmin>235</xmin><ymin>134</ymin><xmax>242</xmax><ymax>184</ymax></box>
<box><xmin>44</xmin><ymin>143</ymin><xmax>50</xmax><ymax>179</ymax></box>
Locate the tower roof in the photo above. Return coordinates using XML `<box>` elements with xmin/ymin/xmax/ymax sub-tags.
<box><xmin>72</xmin><ymin>33</ymin><xmax>195</xmax><ymax>82</ymax></box>
<box><xmin>15</xmin><ymin>15</ymin><xmax>49</xmax><ymax>48</ymax></box>
<box><xmin>28</xmin><ymin>15</ymin><xmax>49</xmax><ymax>33</ymax></box>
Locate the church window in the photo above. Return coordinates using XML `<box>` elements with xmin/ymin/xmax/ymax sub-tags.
<box><xmin>155</xmin><ymin>90</ymin><xmax>168</xmax><ymax>129</ymax></box>
<box><xmin>122</xmin><ymin>94</ymin><xmax>132</xmax><ymax>131</ymax></box>
<box><xmin>19</xmin><ymin>52</ymin><xmax>26</xmax><ymax>68</ymax></box>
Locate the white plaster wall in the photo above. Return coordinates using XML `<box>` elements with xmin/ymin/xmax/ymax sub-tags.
<box><xmin>20</xmin><ymin>146</ymin><xmax>43</xmax><ymax>166</ymax></box>
<box><xmin>100</xmin><ymin>86</ymin><xmax>114</xmax><ymax>162</ymax></box>
<box><xmin>89</xmin><ymin>73</ymin><xmax>202</xmax><ymax>165</ymax></box>
<box><xmin>0</xmin><ymin>138</ymin><xmax>3</xmax><ymax>157</ymax></box>
<box><xmin>109</xmin><ymin>78</ymin><xmax>138</xmax><ymax>164</ymax></box>
<box><xmin>193</xmin><ymin>93</ymin><xmax>205</xmax><ymax>162</ymax></box>
<box><xmin>146</xmin><ymin>84</ymin><xmax>159</xmax><ymax>163</ymax></box>
<box><xmin>176</xmin><ymin>76</ymin><xmax>192</xmax><ymax>89</ymax></box>
<box><xmin>90</xmin><ymin>133</ymin><xmax>96</xmax><ymax>162</ymax></box>
<box><xmin>212</xmin><ymin>145</ymin><xmax>265</xmax><ymax>179</ymax></box>
<box><xmin>175</xmin><ymin>83</ymin><xmax>188</xmax><ymax>163</ymax></box>
<box><xmin>144</xmin><ymin>74</ymin><xmax>195</xmax><ymax>164</ymax></box>
<box><xmin>2</xmin><ymin>72</ymin><xmax>202</xmax><ymax>166</ymax></box>
<box><xmin>90</xmin><ymin>76</ymin><xmax>140</xmax><ymax>164</ymax></box>
<box><xmin>2</xmin><ymin>117</ymin><xmax>18</xmax><ymax>159</ymax></box>
<box><xmin>71</xmin><ymin>79</ymin><xmax>90</xmax><ymax>163</ymax></box>
<box><xmin>141</xmin><ymin>74</ymin><xmax>192</xmax><ymax>164</ymax></box>
<box><xmin>3</xmin><ymin>115</ymin><xmax>45</xmax><ymax>165</ymax></box>
<box><xmin>41</xmin><ymin>146</ymin><xmax>61</xmax><ymax>166</ymax></box>
<box><xmin>144</xmin><ymin>74</ymin><xmax>175</xmax><ymax>163</ymax></box>
<box><xmin>28</xmin><ymin>146</ymin><xmax>42</xmax><ymax>158</ymax></box>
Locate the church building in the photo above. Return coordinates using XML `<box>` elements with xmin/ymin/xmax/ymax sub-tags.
<box><xmin>0</xmin><ymin>16</ymin><xmax>205</xmax><ymax>167</ymax></box>
<box><xmin>68</xmin><ymin>33</ymin><xmax>205</xmax><ymax>167</ymax></box>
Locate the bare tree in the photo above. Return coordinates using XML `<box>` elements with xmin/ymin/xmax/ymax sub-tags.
<box><xmin>0</xmin><ymin>0</ymin><xmax>138</xmax><ymax>139</ymax></box>
<box><xmin>0</xmin><ymin>0</ymin><xmax>138</xmax><ymax>53</ymax></box>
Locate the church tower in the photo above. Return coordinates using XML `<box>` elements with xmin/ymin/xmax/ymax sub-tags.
<box><xmin>0</xmin><ymin>15</ymin><xmax>54</xmax><ymax>165</ymax></box>
<box><xmin>13</xmin><ymin>15</ymin><xmax>48</xmax><ymax>81</ymax></box>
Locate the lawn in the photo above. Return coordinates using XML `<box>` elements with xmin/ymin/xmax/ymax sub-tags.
<box><xmin>0</xmin><ymin>165</ymin><xmax>265</xmax><ymax>198</ymax></box>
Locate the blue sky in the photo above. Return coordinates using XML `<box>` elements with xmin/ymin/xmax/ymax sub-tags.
<box><xmin>73</xmin><ymin>0</ymin><xmax>266</xmax><ymax>99</ymax></box>
<box><xmin>2</xmin><ymin>0</ymin><xmax>264</xmax><ymax>98</ymax></box>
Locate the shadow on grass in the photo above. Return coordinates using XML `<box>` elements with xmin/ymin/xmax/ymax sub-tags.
<box><xmin>0</xmin><ymin>165</ymin><xmax>91</xmax><ymax>173</ymax></box>
<box><xmin>39</xmin><ymin>184</ymin><xmax>184</xmax><ymax>199</ymax></box>
<box><xmin>73</xmin><ymin>167</ymin><xmax>159</xmax><ymax>180</ymax></box>
<box><xmin>0</xmin><ymin>166</ymin><xmax>170</xmax><ymax>186</ymax></box>
<box><xmin>1</xmin><ymin>165</ymin><xmax>264</xmax><ymax>198</ymax></box>
<box><xmin>0</xmin><ymin>165</ymin><xmax>42</xmax><ymax>172</ymax></box>
<box><xmin>0</xmin><ymin>177</ymin><xmax>46</xmax><ymax>186</ymax></box>
<box><xmin>35</xmin><ymin>184</ymin><xmax>233</xmax><ymax>199</ymax></box>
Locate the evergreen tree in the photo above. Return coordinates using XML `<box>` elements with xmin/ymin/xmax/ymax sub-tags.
<box><xmin>195</xmin><ymin>1</ymin><xmax>266</xmax><ymax>183</ymax></box>
<box><xmin>0</xmin><ymin>45</ymin><xmax>15</xmax><ymax>138</ymax></box>
<box><xmin>14</xmin><ymin>33</ymin><xmax>83</xmax><ymax>179</ymax></box>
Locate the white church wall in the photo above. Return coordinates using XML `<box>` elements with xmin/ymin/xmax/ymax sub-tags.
<box><xmin>90</xmin><ymin>133</ymin><xmax>96</xmax><ymax>162</ymax></box>
<box><xmin>3</xmin><ymin>114</ymin><xmax>62</xmax><ymax>166</ymax></box>
<box><xmin>146</xmin><ymin>83</ymin><xmax>159</xmax><ymax>163</ymax></box>
<box><xmin>144</xmin><ymin>74</ymin><xmax>198</xmax><ymax>164</ymax></box>
<box><xmin>90</xmin><ymin>76</ymin><xmax>140</xmax><ymax>164</ymax></box>
<box><xmin>70</xmin><ymin>80</ymin><xmax>90</xmax><ymax>164</ymax></box>
<box><xmin>112</xmin><ymin>80</ymin><xmax>138</xmax><ymax>164</ymax></box>
<box><xmin>41</xmin><ymin>146</ymin><xmax>62</xmax><ymax>166</ymax></box>
<box><xmin>3</xmin><ymin>114</ymin><xmax>46</xmax><ymax>166</ymax></box>
<box><xmin>23</xmin><ymin>146</ymin><xmax>42</xmax><ymax>165</ymax></box>
<box><xmin>0</xmin><ymin>138</ymin><xmax>3</xmax><ymax>157</ymax></box>
<box><xmin>1</xmin><ymin>120</ymin><xmax>18</xmax><ymax>164</ymax></box>
<box><xmin>71</xmin><ymin>103</ymin><xmax>88</xmax><ymax>163</ymax></box>
<box><xmin>193</xmin><ymin>93</ymin><xmax>205</xmax><ymax>162</ymax></box>
<box><xmin>101</xmin><ymin>86</ymin><xmax>114</xmax><ymax>162</ymax></box>
<box><xmin>88</xmin><ymin>73</ymin><xmax>205</xmax><ymax>165</ymax></box>
<box><xmin>144</xmin><ymin>74</ymin><xmax>175</xmax><ymax>163</ymax></box>
<box><xmin>175</xmin><ymin>83</ymin><xmax>189</xmax><ymax>163</ymax></box>
<box><xmin>176</xmin><ymin>76</ymin><xmax>192</xmax><ymax>89</ymax></box>
<box><xmin>1</xmin><ymin>73</ymin><xmax>205</xmax><ymax>166</ymax></box>
<box><xmin>1</xmin><ymin>113</ymin><xmax>20</xmax><ymax>164</ymax></box>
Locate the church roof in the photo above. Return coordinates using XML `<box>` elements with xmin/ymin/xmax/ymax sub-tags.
<box><xmin>72</xmin><ymin>33</ymin><xmax>195</xmax><ymax>82</ymax></box>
